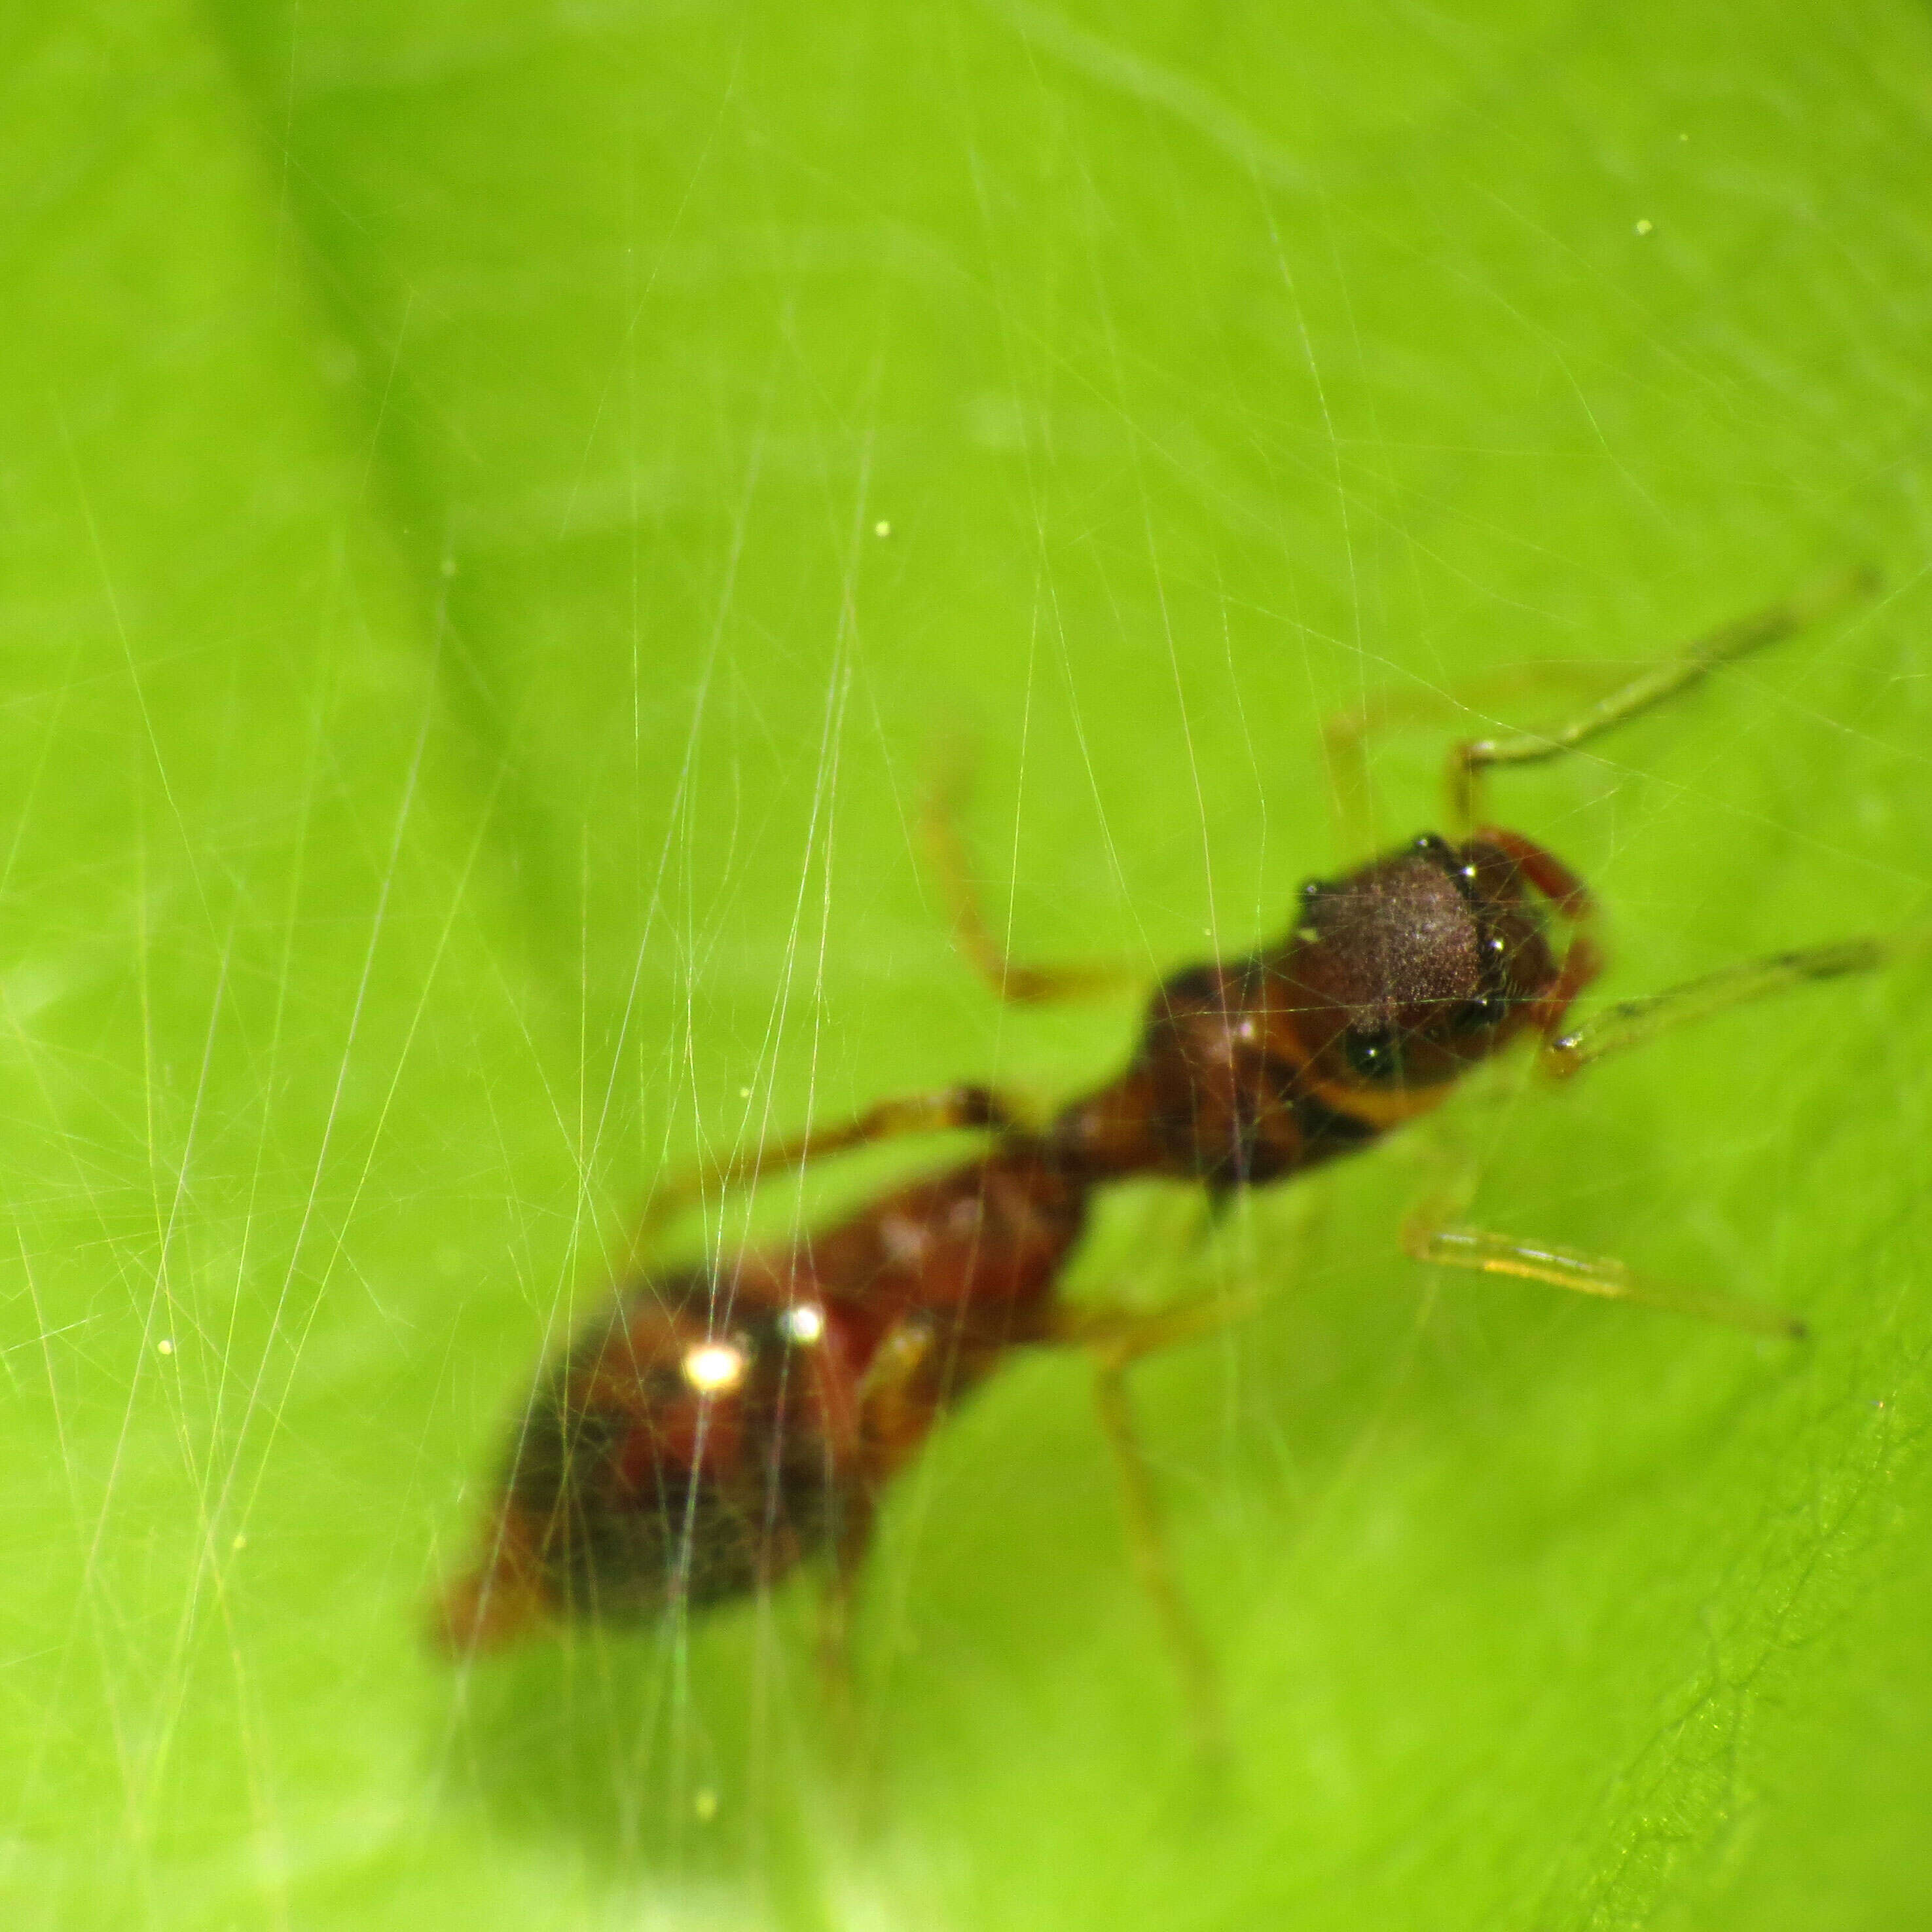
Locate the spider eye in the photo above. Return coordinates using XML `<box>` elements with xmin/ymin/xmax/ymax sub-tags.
<box><xmin>1341</xmin><ymin>1028</ymin><xmax>1406</xmax><ymax>1084</ymax></box>
<box><xmin>1454</xmin><ymin>994</ymin><xmax>1509</xmax><ymax>1034</ymax></box>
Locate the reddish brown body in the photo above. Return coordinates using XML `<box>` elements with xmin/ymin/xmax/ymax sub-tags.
<box><xmin>439</xmin><ymin>1144</ymin><xmax>1090</xmax><ymax>1646</ymax></box>
<box><xmin>438</xmin><ymin>829</ymin><xmax>1593</xmax><ymax>1650</ymax></box>
<box><xmin>1050</xmin><ymin>833</ymin><xmax>1584</xmax><ymax>1186</ymax></box>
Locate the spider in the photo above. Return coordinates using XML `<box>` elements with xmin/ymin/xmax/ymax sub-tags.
<box><xmin>435</xmin><ymin>568</ymin><xmax>1910</xmax><ymax>1749</ymax></box>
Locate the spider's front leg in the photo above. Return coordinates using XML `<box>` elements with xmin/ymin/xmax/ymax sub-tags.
<box><xmin>1539</xmin><ymin>935</ymin><xmax>1926</xmax><ymax>1080</ymax></box>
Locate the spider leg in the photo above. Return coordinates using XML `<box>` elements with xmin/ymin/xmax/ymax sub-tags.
<box><xmin>634</xmin><ymin>1084</ymin><xmax>1026</xmax><ymax>1250</ymax></box>
<box><xmin>1402</xmin><ymin>1213</ymin><xmax>1806</xmax><ymax>1338</ymax></box>
<box><xmin>1052</xmin><ymin>1292</ymin><xmax>1261</xmax><ymax>1761</ymax></box>
<box><xmin>922</xmin><ymin>745</ymin><xmax>1142</xmax><ymax>1006</ymax></box>
<box><xmin>1449</xmin><ymin>567</ymin><xmax>1878</xmax><ymax>830</ymax></box>
<box><xmin>1322</xmin><ymin>664</ymin><xmax>1609</xmax><ymax>865</ymax></box>
<box><xmin>1540</xmin><ymin>933</ymin><xmax>1930</xmax><ymax>1080</ymax></box>
<box><xmin>1398</xmin><ymin>1140</ymin><xmax>1804</xmax><ymax>1338</ymax></box>
<box><xmin>816</xmin><ymin>1483</ymin><xmax>878</xmax><ymax>1726</ymax></box>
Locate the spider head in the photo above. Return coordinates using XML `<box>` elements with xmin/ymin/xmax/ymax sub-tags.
<box><xmin>1283</xmin><ymin>833</ymin><xmax>1566</xmax><ymax>1093</ymax></box>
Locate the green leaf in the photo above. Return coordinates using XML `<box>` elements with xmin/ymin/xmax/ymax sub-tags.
<box><xmin>9</xmin><ymin>3</ymin><xmax>1931</xmax><ymax>1926</ymax></box>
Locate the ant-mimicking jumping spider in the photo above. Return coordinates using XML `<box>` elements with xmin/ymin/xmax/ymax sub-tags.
<box><xmin>436</xmin><ymin>568</ymin><xmax>1911</xmax><ymax>1747</ymax></box>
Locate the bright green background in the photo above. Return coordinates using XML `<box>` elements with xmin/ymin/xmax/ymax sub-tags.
<box><xmin>7</xmin><ymin>3</ymin><xmax>1931</xmax><ymax>1926</ymax></box>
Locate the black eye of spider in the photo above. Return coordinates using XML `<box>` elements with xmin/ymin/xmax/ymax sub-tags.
<box><xmin>1341</xmin><ymin>1028</ymin><xmax>1406</xmax><ymax>1084</ymax></box>
<box><xmin>1453</xmin><ymin>994</ymin><xmax>1510</xmax><ymax>1033</ymax></box>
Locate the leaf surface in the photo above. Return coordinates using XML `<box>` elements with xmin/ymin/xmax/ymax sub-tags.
<box><xmin>9</xmin><ymin>4</ymin><xmax>1932</xmax><ymax>1926</ymax></box>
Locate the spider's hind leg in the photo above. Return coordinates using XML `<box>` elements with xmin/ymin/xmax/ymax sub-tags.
<box><xmin>634</xmin><ymin>1084</ymin><xmax>1027</xmax><ymax>1254</ymax></box>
